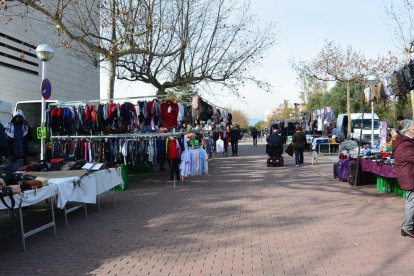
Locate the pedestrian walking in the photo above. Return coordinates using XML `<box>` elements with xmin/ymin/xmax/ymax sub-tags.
<box><xmin>392</xmin><ymin>119</ymin><xmax>414</xmax><ymax>238</ymax></box>
<box><xmin>292</xmin><ymin>125</ymin><xmax>306</xmax><ymax>167</ymax></box>
<box><xmin>219</xmin><ymin>126</ymin><xmax>230</xmax><ymax>157</ymax></box>
<box><xmin>229</xmin><ymin>124</ymin><xmax>241</xmax><ymax>156</ymax></box>
<box><xmin>251</xmin><ymin>128</ymin><xmax>258</xmax><ymax>146</ymax></box>
<box><xmin>212</xmin><ymin>129</ymin><xmax>219</xmax><ymax>152</ymax></box>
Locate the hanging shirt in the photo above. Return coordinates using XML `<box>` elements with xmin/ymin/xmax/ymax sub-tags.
<box><xmin>160</xmin><ymin>101</ymin><xmax>179</xmax><ymax>128</ymax></box>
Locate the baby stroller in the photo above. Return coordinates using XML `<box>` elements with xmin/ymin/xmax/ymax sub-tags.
<box><xmin>266</xmin><ymin>143</ymin><xmax>284</xmax><ymax>167</ymax></box>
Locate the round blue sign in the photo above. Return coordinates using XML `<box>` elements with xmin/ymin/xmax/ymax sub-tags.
<box><xmin>41</xmin><ymin>78</ymin><xmax>52</xmax><ymax>100</ymax></box>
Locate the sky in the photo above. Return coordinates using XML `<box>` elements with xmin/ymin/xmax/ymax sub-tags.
<box><xmin>100</xmin><ymin>0</ymin><xmax>402</xmax><ymax>123</ymax></box>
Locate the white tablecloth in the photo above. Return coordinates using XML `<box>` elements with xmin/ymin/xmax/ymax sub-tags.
<box><xmin>0</xmin><ymin>185</ymin><xmax>56</xmax><ymax>210</ymax></box>
<box><xmin>48</xmin><ymin>175</ymin><xmax>97</xmax><ymax>209</ymax></box>
<box><xmin>47</xmin><ymin>168</ymin><xmax>123</xmax><ymax>208</ymax></box>
<box><xmin>95</xmin><ymin>168</ymin><xmax>123</xmax><ymax>194</ymax></box>
<box><xmin>1</xmin><ymin>168</ymin><xmax>123</xmax><ymax>210</ymax></box>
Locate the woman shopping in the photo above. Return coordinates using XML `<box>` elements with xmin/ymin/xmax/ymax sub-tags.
<box><xmin>292</xmin><ymin>125</ymin><xmax>306</xmax><ymax>167</ymax></box>
<box><xmin>392</xmin><ymin>119</ymin><xmax>414</xmax><ymax>238</ymax></box>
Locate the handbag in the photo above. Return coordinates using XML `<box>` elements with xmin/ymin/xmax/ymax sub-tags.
<box><xmin>285</xmin><ymin>143</ymin><xmax>294</xmax><ymax>156</ymax></box>
<box><xmin>21</xmin><ymin>179</ymin><xmax>44</xmax><ymax>190</ymax></box>
<box><xmin>0</xmin><ymin>182</ymin><xmax>16</xmax><ymax>215</ymax></box>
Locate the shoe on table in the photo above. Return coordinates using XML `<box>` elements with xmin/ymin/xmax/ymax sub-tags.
<box><xmin>401</xmin><ymin>228</ymin><xmax>414</xmax><ymax>238</ymax></box>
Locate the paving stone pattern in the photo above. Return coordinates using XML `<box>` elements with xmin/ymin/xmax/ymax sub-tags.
<box><xmin>1</xmin><ymin>143</ymin><xmax>414</xmax><ymax>275</ymax></box>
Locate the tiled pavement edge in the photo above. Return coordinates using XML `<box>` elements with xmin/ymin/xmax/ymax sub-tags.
<box><xmin>0</xmin><ymin>143</ymin><xmax>413</xmax><ymax>275</ymax></box>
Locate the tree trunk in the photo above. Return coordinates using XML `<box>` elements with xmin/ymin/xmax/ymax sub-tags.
<box><xmin>157</xmin><ymin>87</ymin><xmax>167</xmax><ymax>96</ymax></box>
<box><xmin>107</xmin><ymin>58</ymin><xmax>116</xmax><ymax>100</ymax></box>
<box><xmin>346</xmin><ymin>81</ymin><xmax>351</xmax><ymax>139</ymax></box>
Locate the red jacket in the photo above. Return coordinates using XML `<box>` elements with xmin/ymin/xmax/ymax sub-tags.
<box><xmin>392</xmin><ymin>135</ymin><xmax>414</xmax><ymax>190</ymax></box>
<box><xmin>160</xmin><ymin>101</ymin><xmax>179</xmax><ymax>128</ymax></box>
<box><xmin>167</xmin><ymin>138</ymin><xmax>180</xmax><ymax>159</ymax></box>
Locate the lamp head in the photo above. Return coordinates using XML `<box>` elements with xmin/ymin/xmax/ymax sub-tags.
<box><xmin>36</xmin><ymin>44</ymin><xmax>54</xmax><ymax>61</ymax></box>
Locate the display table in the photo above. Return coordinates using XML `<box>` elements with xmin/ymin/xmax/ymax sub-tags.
<box><xmin>0</xmin><ymin>185</ymin><xmax>56</xmax><ymax>251</ymax></box>
<box><xmin>0</xmin><ymin>168</ymin><xmax>123</xmax><ymax>249</ymax></box>
<box><xmin>359</xmin><ymin>158</ymin><xmax>396</xmax><ymax>178</ymax></box>
<box><xmin>29</xmin><ymin>168</ymin><xmax>123</xmax><ymax>207</ymax></box>
<box><xmin>317</xmin><ymin>143</ymin><xmax>339</xmax><ymax>154</ymax></box>
<box><xmin>310</xmin><ymin>137</ymin><xmax>338</xmax><ymax>154</ymax></box>
<box><xmin>28</xmin><ymin>168</ymin><xmax>123</xmax><ymax>226</ymax></box>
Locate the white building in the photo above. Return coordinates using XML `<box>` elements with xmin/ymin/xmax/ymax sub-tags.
<box><xmin>0</xmin><ymin>12</ymin><xmax>100</xmax><ymax>124</ymax></box>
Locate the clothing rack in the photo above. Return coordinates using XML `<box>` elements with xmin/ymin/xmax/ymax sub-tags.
<box><xmin>47</xmin><ymin>94</ymin><xmax>173</xmax><ymax>107</ymax></box>
<box><xmin>50</xmin><ymin>131</ymin><xmax>187</xmax><ymax>140</ymax></box>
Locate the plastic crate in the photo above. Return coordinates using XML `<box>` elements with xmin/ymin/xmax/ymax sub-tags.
<box><xmin>394</xmin><ymin>182</ymin><xmax>407</xmax><ymax>198</ymax></box>
<box><xmin>394</xmin><ymin>185</ymin><xmax>403</xmax><ymax>197</ymax></box>
<box><xmin>114</xmin><ymin>164</ymin><xmax>128</xmax><ymax>191</ymax></box>
<box><xmin>376</xmin><ymin>176</ymin><xmax>395</xmax><ymax>193</ymax></box>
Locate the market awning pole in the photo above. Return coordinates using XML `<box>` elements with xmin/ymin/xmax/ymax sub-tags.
<box><xmin>371</xmin><ymin>101</ymin><xmax>374</xmax><ymax>147</ymax></box>
<box><xmin>40</xmin><ymin>61</ymin><xmax>46</xmax><ymax>161</ymax></box>
<box><xmin>406</xmin><ymin>45</ymin><xmax>414</xmax><ymax>119</ymax></box>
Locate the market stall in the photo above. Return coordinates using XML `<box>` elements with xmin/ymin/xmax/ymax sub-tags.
<box><xmin>1</xmin><ymin>94</ymin><xmax>222</xmax><ymax>250</ymax></box>
<box><xmin>0</xmin><ymin>185</ymin><xmax>56</xmax><ymax>251</ymax></box>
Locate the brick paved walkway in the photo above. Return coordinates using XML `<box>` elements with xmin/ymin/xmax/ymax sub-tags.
<box><xmin>1</xmin><ymin>143</ymin><xmax>414</xmax><ymax>275</ymax></box>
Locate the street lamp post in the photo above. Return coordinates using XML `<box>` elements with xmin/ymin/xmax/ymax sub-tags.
<box><xmin>36</xmin><ymin>44</ymin><xmax>54</xmax><ymax>161</ymax></box>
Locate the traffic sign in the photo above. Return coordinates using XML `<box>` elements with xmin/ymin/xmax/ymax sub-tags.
<box><xmin>37</xmin><ymin>127</ymin><xmax>47</xmax><ymax>139</ymax></box>
<box><xmin>41</xmin><ymin>78</ymin><xmax>52</xmax><ymax>99</ymax></box>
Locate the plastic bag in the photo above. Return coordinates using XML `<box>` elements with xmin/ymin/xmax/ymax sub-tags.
<box><xmin>216</xmin><ymin>139</ymin><xmax>224</xmax><ymax>153</ymax></box>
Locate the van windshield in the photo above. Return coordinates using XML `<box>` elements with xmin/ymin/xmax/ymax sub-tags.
<box><xmin>352</xmin><ymin>119</ymin><xmax>380</xmax><ymax>129</ymax></box>
<box><xmin>15</xmin><ymin>102</ymin><xmax>55</xmax><ymax>128</ymax></box>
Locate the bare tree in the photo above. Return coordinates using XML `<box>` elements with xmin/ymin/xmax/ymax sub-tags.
<box><xmin>385</xmin><ymin>0</ymin><xmax>414</xmax><ymax>57</ymax></box>
<box><xmin>116</xmin><ymin>0</ymin><xmax>276</xmax><ymax>95</ymax></box>
<box><xmin>296</xmin><ymin>73</ymin><xmax>328</xmax><ymax>104</ymax></box>
<box><xmin>228</xmin><ymin>108</ymin><xmax>249</xmax><ymax>129</ymax></box>
<box><xmin>385</xmin><ymin>0</ymin><xmax>414</xmax><ymax>117</ymax></box>
<box><xmin>1</xmin><ymin>0</ymin><xmax>183</xmax><ymax>99</ymax></box>
<box><xmin>291</xmin><ymin>40</ymin><xmax>396</xmax><ymax>138</ymax></box>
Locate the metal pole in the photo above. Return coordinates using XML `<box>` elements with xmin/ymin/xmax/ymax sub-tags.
<box><xmin>40</xmin><ymin>61</ymin><xmax>46</xmax><ymax>161</ymax></box>
<box><xmin>406</xmin><ymin>47</ymin><xmax>414</xmax><ymax>119</ymax></box>
<box><xmin>371</xmin><ymin>101</ymin><xmax>374</xmax><ymax>147</ymax></box>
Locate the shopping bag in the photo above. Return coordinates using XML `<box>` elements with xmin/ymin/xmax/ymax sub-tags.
<box><xmin>216</xmin><ymin>139</ymin><xmax>224</xmax><ymax>153</ymax></box>
<box><xmin>285</xmin><ymin>143</ymin><xmax>294</xmax><ymax>156</ymax></box>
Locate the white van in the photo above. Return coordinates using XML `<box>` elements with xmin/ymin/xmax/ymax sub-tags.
<box><xmin>335</xmin><ymin>113</ymin><xmax>380</xmax><ymax>142</ymax></box>
<box><xmin>13</xmin><ymin>100</ymin><xmax>59</xmax><ymax>155</ymax></box>
<box><xmin>14</xmin><ymin>100</ymin><xmax>59</xmax><ymax>130</ymax></box>
<box><xmin>0</xmin><ymin>101</ymin><xmax>12</xmax><ymax>125</ymax></box>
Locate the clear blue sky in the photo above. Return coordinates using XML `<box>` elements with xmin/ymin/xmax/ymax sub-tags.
<box><xmin>103</xmin><ymin>0</ymin><xmax>401</xmax><ymax>121</ymax></box>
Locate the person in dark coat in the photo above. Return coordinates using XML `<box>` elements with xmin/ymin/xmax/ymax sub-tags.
<box><xmin>251</xmin><ymin>128</ymin><xmax>258</xmax><ymax>146</ymax></box>
<box><xmin>392</xmin><ymin>119</ymin><xmax>414</xmax><ymax>238</ymax></box>
<box><xmin>0</xmin><ymin>122</ymin><xmax>7</xmax><ymax>164</ymax></box>
<box><xmin>5</xmin><ymin>109</ymin><xmax>31</xmax><ymax>164</ymax></box>
<box><xmin>229</xmin><ymin>124</ymin><xmax>241</xmax><ymax>156</ymax></box>
<box><xmin>266</xmin><ymin>128</ymin><xmax>283</xmax><ymax>156</ymax></box>
<box><xmin>266</xmin><ymin>128</ymin><xmax>283</xmax><ymax>145</ymax></box>
<box><xmin>292</xmin><ymin>125</ymin><xmax>306</xmax><ymax>167</ymax></box>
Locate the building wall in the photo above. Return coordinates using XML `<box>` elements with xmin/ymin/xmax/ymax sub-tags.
<box><xmin>0</xmin><ymin>13</ymin><xmax>100</xmax><ymax>117</ymax></box>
